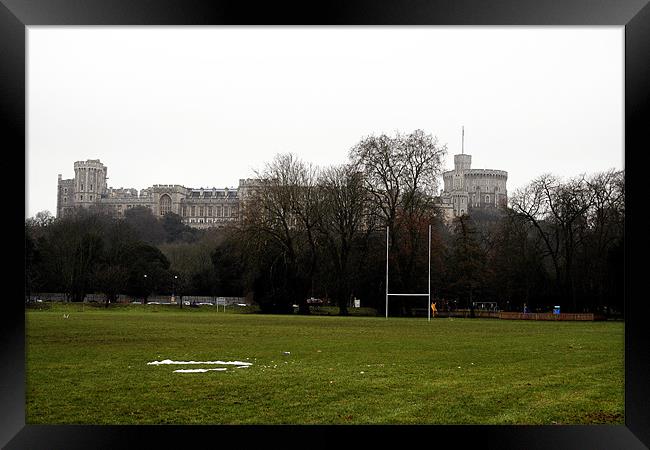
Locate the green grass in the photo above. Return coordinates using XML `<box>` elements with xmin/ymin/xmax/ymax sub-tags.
<box><xmin>26</xmin><ymin>304</ymin><xmax>624</xmax><ymax>425</ymax></box>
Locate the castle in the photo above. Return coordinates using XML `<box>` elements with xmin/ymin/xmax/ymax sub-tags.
<box><xmin>56</xmin><ymin>159</ymin><xmax>259</xmax><ymax>229</ymax></box>
<box><xmin>57</xmin><ymin>149</ymin><xmax>507</xmax><ymax>228</ymax></box>
<box><xmin>438</xmin><ymin>153</ymin><xmax>508</xmax><ymax>219</ymax></box>
<box><xmin>438</xmin><ymin>130</ymin><xmax>508</xmax><ymax>219</ymax></box>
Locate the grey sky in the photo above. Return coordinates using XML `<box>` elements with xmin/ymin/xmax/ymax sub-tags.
<box><xmin>26</xmin><ymin>26</ymin><xmax>623</xmax><ymax>218</ymax></box>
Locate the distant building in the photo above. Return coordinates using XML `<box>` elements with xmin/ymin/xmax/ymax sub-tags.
<box><xmin>57</xmin><ymin>148</ymin><xmax>508</xmax><ymax>229</ymax></box>
<box><xmin>56</xmin><ymin>159</ymin><xmax>261</xmax><ymax>229</ymax></box>
<box><xmin>438</xmin><ymin>140</ymin><xmax>508</xmax><ymax>220</ymax></box>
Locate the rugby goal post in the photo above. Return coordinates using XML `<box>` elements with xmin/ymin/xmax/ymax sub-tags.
<box><xmin>385</xmin><ymin>224</ymin><xmax>432</xmax><ymax>321</ymax></box>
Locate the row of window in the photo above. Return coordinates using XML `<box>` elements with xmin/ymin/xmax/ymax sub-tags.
<box><xmin>70</xmin><ymin>194</ymin><xmax>94</xmax><ymax>201</ymax></box>
<box><xmin>186</xmin><ymin>218</ymin><xmax>234</xmax><ymax>224</ymax></box>
<box><xmin>455</xmin><ymin>194</ymin><xmax>499</xmax><ymax>209</ymax></box>
<box><xmin>110</xmin><ymin>204</ymin><xmax>149</xmax><ymax>210</ymax></box>
<box><xmin>181</xmin><ymin>205</ymin><xmax>238</xmax><ymax>217</ymax></box>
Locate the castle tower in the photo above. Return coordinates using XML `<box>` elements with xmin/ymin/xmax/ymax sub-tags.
<box><xmin>450</xmin><ymin>154</ymin><xmax>471</xmax><ymax>216</ymax></box>
<box><xmin>440</xmin><ymin>127</ymin><xmax>508</xmax><ymax>220</ymax></box>
<box><xmin>73</xmin><ymin>159</ymin><xmax>107</xmax><ymax>207</ymax></box>
<box><xmin>454</xmin><ymin>153</ymin><xmax>472</xmax><ymax>173</ymax></box>
<box><xmin>450</xmin><ymin>131</ymin><xmax>471</xmax><ymax>215</ymax></box>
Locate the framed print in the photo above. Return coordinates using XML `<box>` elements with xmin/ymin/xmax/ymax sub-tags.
<box><xmin>3</xmin><ymin>0</ymin><xmax>649</xmax><ymax>448</ymax></box>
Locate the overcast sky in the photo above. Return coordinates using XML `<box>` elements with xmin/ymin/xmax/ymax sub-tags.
<box><xmin>26</xmin><ymin>26</ymin><xmax>623</xmax><ymax>218</ymax></box>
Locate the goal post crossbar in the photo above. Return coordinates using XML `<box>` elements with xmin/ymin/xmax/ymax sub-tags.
<box><xmin>385</xmin><ymin>224</ymin><xmax>432</xmax><ymax>321</ymax></box>
<box><xmin>387</xmin><ymin>293</ymin><xmax>429</xmax><ymax>297</ymax></box>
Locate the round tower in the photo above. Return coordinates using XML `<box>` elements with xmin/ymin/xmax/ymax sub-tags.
<box><xmin>73</xmin><ymin>159</ymin><xmax>107</xmax><ymax>207</ymax></box>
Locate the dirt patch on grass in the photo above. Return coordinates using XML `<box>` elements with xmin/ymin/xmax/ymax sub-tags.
<box><xmin>568</xmin><ymin>411</ymin><xmax>624</xmax><ymax>424</ymax></box>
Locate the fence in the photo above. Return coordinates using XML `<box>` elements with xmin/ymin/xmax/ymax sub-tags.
<box><xmin>499</xmin><ymin>312</ymin><xmax>606</xmax><ymax>321</ymax></box>
<box><xmin>425</xmin><ymin>309</ymin><xmax>605</xmax><ymax>321</ymax></box>
<box><xmin>28</xmin><ymin>293</ymin><xmax>247</xmax><ymax>306</ymax></box>
<box><xmin>27</xmin><ymin>294</ymin><xmax>607</xmax><ymax>320</ymax></box>
<box><xmin>434</xmin><ymin>310</ymin><xmax>501</xmax><ymax>319</ymax></box>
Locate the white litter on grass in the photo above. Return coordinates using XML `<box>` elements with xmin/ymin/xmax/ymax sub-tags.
<box><xmin>174</xmin><ymin>368</ymin><xmax>228</xmax><ymax>373</ymax></box>
<box><xmin>147</xmin><ymin>359</ymin><xmax>252</xmax><ymax>366</ymax></box>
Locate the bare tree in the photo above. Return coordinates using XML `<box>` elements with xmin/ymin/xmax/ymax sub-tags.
<box><xmin>290</xmin><ymin>159</ymin><xmax>322</xmax><ymax>304</ymax></box>
<box><xmin>349</xmin><ymin>129</ymin><xmax>446</xmax><ymax>290</ymax></box>
<box><xmin>242</xmin><ymin>153</ymin><xmax>318</xmax><ymax>313</ymax></box>
<box><xmin>511</xmin><ymin>174</ymin><xmax>595</xmax><ymax>311</ymax></box>
<box><xmin>318</xmin><ymin>164</ymin><xmax>367</xmax><ymax>315</ymax></box>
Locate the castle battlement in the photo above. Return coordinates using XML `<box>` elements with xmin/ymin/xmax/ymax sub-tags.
<box><xmin>464</xmin><ymin>169</ymin><xmax>508</xmax><ymax>177</ymax></box>
<box><xmin>74</xmin><ymin>159</ymin><xmax>105</xmax><ymax>168</ymax></box>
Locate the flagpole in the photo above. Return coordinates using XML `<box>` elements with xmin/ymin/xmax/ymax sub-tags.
<box><xmin>462</xmin><ymin>125</ymin><xmax>464</xmax><ymax>155</ymax></box>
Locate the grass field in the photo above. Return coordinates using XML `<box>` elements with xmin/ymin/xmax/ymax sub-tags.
<box><xmin>26</xmin><ymin>303</ymin><xmax>624</xmax><ymax>425</ymax></box>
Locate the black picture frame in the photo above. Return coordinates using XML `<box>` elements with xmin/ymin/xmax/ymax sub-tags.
<box><xmin>3</xmin><ymin>1</ymin><xmax>648</xmax><ymax>448</ymax></box>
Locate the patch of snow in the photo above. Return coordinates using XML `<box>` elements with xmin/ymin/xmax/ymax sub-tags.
<box><xmin>147</xmin><ymin>359</ymin><xmax>252</xmax><ymax>366</ymax></box>
<box><xmin>173</xmin><ymin>368</ymin><xmax>228</xmax><ymax>373</ymax></box>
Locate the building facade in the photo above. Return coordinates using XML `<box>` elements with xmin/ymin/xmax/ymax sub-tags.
<box><xmin>57</xmin><ymin>159</ymin><xmax>260</xmax><ymax>229</ymax></box>
<box><xmin>57</xmin><ymin>156</ymin><xmax>507</xmax><ymax>227</ymax></box>
<box><xmin>439</xmin><ymin>152</ymin><xmax>508</xmax><ymax>220</ymax></box>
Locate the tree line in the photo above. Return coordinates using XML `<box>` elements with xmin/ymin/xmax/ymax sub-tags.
<box><xmin>25</xmin><ymin>130</ymin><xmax>624</xmax><ymax>315</ymax></box>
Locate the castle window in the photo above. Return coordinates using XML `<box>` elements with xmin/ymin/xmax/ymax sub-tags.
<box><xmin>191</xmin><ymin>206</ymin><xmax>196</xmax><ymax>216</ymax></box>
<box><xmin>224</xmin><ymin>206</ymin><xmax>229</xmax><ymax>217</ymax></box>
<box><xmin>217</xmin><ymin>206</ymin><xmax>222</xmax><ymax>217</ymax></box>
<box><xmin>199</xmin><ymin>207</ymin><xmax>204</xmax><ymax>217</ymax></box>
<box><xmin>207</xmin><ymin>206</ymin><xmax>213</xmax><ymax>216</ymax></box>
<box><xmin>160</xmin><ymin>194</ymin><xmax>172</xmax><ymax>215</ymax></box>
<box><xmin>90</xmin><ymin>185</ymin><xmax>93</xmax><ymax>191</ymax></box>
<box><xmin>90</xmin><ymin>195</ymin><xmax>93</xmax><ymax>201</ymax></box>
<box><xmin>64</xmin><ymin>188</ymin><xmax>67</xmax><ymax>194</ymax></box>
<box><xmin>182</xmin><ymin>206</ymin><xmax>186</xmax><ymax>216</ymax></box>
<box><xmin>64</xmin><ymin>197</ymin><xmax>67</xmax><ymax>203</ymax></box>
<box><xmin>80</xmin><ymin>195</ymin><xmax>83</xmax><ymax>200</ymax></box>
<box><xmin>485</xmin><ymin>195</ymin><xmax>490</xmax><ymax>203</ymax></box>
<box><xmin>81</xmin><ymin>184</ymin><xmax>84</xmax><ymax>190</ymax></box>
